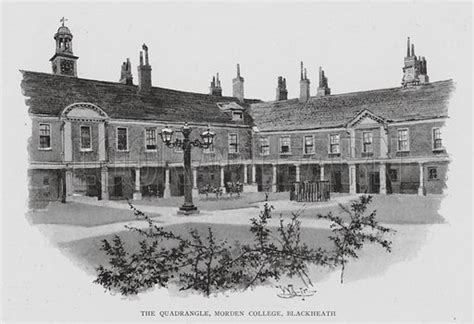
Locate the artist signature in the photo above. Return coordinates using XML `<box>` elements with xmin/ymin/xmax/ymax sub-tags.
<box><xmin>276</xmin><ymin>284</ymin><xmax>316</xmax><ymax>300</ymax></box>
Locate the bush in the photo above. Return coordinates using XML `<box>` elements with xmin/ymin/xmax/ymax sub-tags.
<box><xmin>94</xmin><ymin>195</ymin><xmax>393</xmax><ymax>296</ymax></box>
<box><xmin>95</xmin><ymin>200</ymin><xmax>329</xmax><ymax>296</ymax></box>
<box><xmin>226</xmin><ymin>181</ymin><xmax>243</xmax><ymax>197</ymax></box>
<box><xmin>317</xmin><ymin>195</ymin><xmax>394</xmax><ymax>283</ymax></box>
<box><xmin>199</xmin><ymin>184</ymin><xmax>223</xmax><ymax>199</ymax></box>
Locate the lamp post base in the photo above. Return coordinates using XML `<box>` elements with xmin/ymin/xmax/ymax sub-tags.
<box><xmin>177</xmin><ymin>204</ymin><xmax>200</xmax><ymax>215</ymax></box>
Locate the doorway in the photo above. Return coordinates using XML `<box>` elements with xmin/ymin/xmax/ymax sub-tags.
<box><xmin>369</xmin><ymin>172</ymin><xmax>380</xmax><ymax>193</ymax></box>
<box><xmin>113</xmin><ymin>176</ymin><xmax>123</xmax><ymax>197</ymax></box>
<box><xmin>332</xmin><ymin>171</ymin><xmax>342</xmax><ymax>193</ymax></box>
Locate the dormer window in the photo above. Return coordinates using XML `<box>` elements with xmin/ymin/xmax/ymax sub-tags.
<box><xmin>232</xmin><ymin>111</ymin><xmax>243</xmax><ymax>121</ymax></box>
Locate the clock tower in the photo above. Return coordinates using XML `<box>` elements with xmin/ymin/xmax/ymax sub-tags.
<box><xmin>50</xmin><ymin>17</ymin><xmax>78</xmax><ymax>77</ymax></box>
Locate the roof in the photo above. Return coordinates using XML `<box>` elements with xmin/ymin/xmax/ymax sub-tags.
<box><xmin>21</xmin><ymin>71</ymin><xmax>261</xmax><ymax>125</ymax></box>
<box><xmin>249</xmin><ymin>80</ymin><xmax>454</xmax><ymax>131</ymax></box>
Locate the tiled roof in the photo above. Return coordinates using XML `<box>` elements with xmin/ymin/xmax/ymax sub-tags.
<box><xmin>249</xmin><ymin>80</ymin><xmax>454</xmax><ymax>131</ymax></box>
<box><xmin>21</xmin><ymin>71</ymin><xmax>260</xmax><ymax>125</ymax></box>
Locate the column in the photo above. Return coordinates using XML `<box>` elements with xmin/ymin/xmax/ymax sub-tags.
<box><xmin>64</xmin><ymin>120</ymin><xmax>72</xmax><ymax>162</ymax></box>
<box><xmin>244</xmin><ymin>163</ymin><xmax>258</xmax><ymax>193</ymax></box>
<box><xmin>349</xmin><ymin>164</ymin><xmax>357</xmax><ymax>194</ymax></box>
<box><xmin>380</xmin><ymin>126</ymin><xmax>388</xmax><ymax>158</ymax></box>
<box><xmin>418</xmin><ymin>163</ymin><xmax>425</xmax><ymax>196</ymax></box>
<box><xmin>163</xmin><ymin>168</ymin><xmax>171</xmax><ymax>198</ymax></box>
<box><xmin>100</xmin><ymin>166</ymin><xmax>109</xmax><ymax>200</ymax></box>
<box><xmin>349</xmin><ymin>128</ymin><xmax>356</xmax><ymax>158</ymax></box>
<box><xmin>133</xmin><ymin>167</ymin><xmax>142</xmax><ymax>200</ymax></box>
<box><xmin>295</xmin><ymin>163</ymin><xmax>301</xmax><ymax>182</ymax></box>
<box><xmin>251</xmin><ymin>164</ymin><xmax>256</xmax><ymax>184</ymax></box>
<box><xmin>320</xmin><ymin>164</ymin><xmax>325</xmax><ymax>181</ymax></box>
<box><xmin>379</xmin><ymin>163</ymin><xmax>387</xmax><ymax>194</ymax></box>
<box><xmin>272</xmin><ymin>164</ymin><xmax>277</xmax><ymax>192</ymax></box>
<box><xmin>98</xmin><ymin>122</ymin><xmax>107</xmax><ymax>161</ymax></box>
<box><xmin>220</xmin><ymin>165</ymin><xmax>225</xmax><ymax>188</ymax></box>
<box><xmin>192</xmin><ymin>167</ymin><xmax>199</xmax><ymax>197</ymax></box>
<box><xmin>65</xmin><ymin>169</ymin><xmax>73</xmax><ymax>197</ymax></box>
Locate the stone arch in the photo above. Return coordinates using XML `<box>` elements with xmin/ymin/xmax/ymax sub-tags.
<box><xmin>61</xmin><ymin>102</ymin><xmax>108</xmax><ymax>121</ymax></box>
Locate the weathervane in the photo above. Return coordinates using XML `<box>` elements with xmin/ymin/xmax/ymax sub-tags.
<box><xmin>60</xmin><ymin>17</ymin><xmax>68</xmax><ymax>26</ymax></box>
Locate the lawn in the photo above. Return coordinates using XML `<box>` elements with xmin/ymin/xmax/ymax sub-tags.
<box><xmin>276</xmin><ymin>194</ymin><xmax>445</xmax><ymax>224</ymax></box>
<box><xmin>57</xmin><ymin>220</ymin><xmax>429</xmax><ymax>291</ymax></box>
<box><xmin>57</xmin><ymin>222</ymin><xmax>335</xmax><ymax>275</ymax></box>
<box><xmin>26</xmin><ymin>201</ymin><xmax>161</xmax><ymax>227</ymax></box>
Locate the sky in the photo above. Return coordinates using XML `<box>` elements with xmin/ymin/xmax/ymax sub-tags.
<box><xmin>1</xmin><ymin>2</ymin><xmax>472</xmax><ymax>101</ymax></box>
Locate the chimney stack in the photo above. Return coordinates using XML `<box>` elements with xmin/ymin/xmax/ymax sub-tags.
<box><xmin>299</xmin><ymin>61</ymin><xmax>310</xmax><ymax>102</ymax></box>
<box><xmin>119</xmin><ymin>58</ymin><xmax>133</xmax><ymax>85</ymax></box>
<box><xmin>276</xmin><ymin>76</ymin><xmax>288</xmax><ymax>101</ymax></box>
<box><xmin>138</xmin><ymin>43</ymin><xmax>152</xmax><ymax>93</ymax></box>
<box><xmin>232</xmin><ymin>63</ymin><xmax>245</xmax><ymax>102</ymax></box>
<box><xmin>402</xmin><ymin>37</ymin><xmax>429</xmax><ymax>87</ymax></box>
<box><xmin>316</xmin><ymin>66</ymin><xmax>331</xmax><ymax>96</ymax></box>
<box><xmin>209</xmin><ymin>73</ymin><xmax>222</xmax><ymax>96</ymax></box>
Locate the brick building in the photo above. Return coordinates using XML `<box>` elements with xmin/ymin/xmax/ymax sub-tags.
<box><xmin>22</xmin><ymin>23</ymin><xmax>452</xmax><ymax>204</ymax></box>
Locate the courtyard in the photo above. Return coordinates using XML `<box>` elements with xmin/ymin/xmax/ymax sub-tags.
<box><xmin>26</xmin><ymin>192</ymin><xmax>447</xmax><ymax>290</ymax></box>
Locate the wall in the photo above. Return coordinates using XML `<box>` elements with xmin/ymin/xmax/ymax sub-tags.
<box><xmin>107</xmin><ymin>123</ymin><xmax>252</xmax><ymax>165</ymax></box>
<box><xmin>71</xmin><ymin>122</ymin><xmax>100</xmax><ymax>162</ymax></box>
<box><xmin>253</xmin><ymin>130</ymin><xmax>351</xmax><ymax>162</ymax></box>
<box><xmin>28</xmin><ymin>169</ymin><xmax>61</xmax><ymax>204</ymax></box>
<box><xmin>387</xmin><ymin>121</ymin><xmax>447</xmax><ymax>158</ymax></box>
<box><xmin>29</xmin><ymin>119</ymin><xmax>63</xmax><ymax>162</ymax></box>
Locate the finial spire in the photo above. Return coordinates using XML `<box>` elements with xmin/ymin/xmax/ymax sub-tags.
<box><xmin>407</xmin><ymin>37</ymin><xmax>411</xmax><ymax>57</ymax></box>
<box><xmin>236</xmin><ymin>63</ymin><xmax>241</xmax><ymax>77</ymax></box>
<box><xmin>304</xmin><ymin>68</ymin><xmax>307</xmax><ymax>80</ymax></box>
<box><xmin>300</xmin><ymin>61</ymin><xmax>304</xmax><ymax>80</ymax></box>
<box><xmin>60</xmin><ymin>17</ymin><xmax>68</xmax><ymax>27</ymax></box>
<box><xmin>411</xmin><ymin>43</ymin><xmax>415</xmax><ymax>57</ymax></box>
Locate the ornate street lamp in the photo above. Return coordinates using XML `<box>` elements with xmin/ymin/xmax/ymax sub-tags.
<box><xmin>160</xmin><ymin>122</ymin><xmax>215</xmax><ymax>215</ymax></box>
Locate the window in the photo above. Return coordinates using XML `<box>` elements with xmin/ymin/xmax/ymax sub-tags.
<box><xmin>117</xmin><ymin>127</ymin><xmax>128</xmax><ymax>151</ymax></box>
<box><xmin>174</xmin><ymin>133</ymin><xmax>184</xmax><ymax>153</ymax></box>
<box><xmin>433</xmin><ymin>128</ymin><xmax>442</xmax><ymax>150</ymax></box>
<box><xmin>304</xmin><ymin>135</ymin><xmax>314</xmax><ymax>154</ymax></box>
<box><xmin>260</xmin><ymin>137</ymin><xmax>270</xmax><ymax>155</ymax></box>
<box><xmin>329</xmin><ymin>134</ymin><xmax>340</xmax><ymax>154</ymax></box>
<box><xmin>39</xmin><ymin>123</ymin><xmax>51</xmax><ymax>149</ymax></box>
<box><xmin>428</xmin><ymin>167</ymin><xmax>438</xmax><ymax>180</ymax></box>
<box><xmin>43</xmin><ymin>177</ymin><xmax>49</xmax><ymax>185</ymax></box>
<box><xmin>80</xmin><ymin>126</ymin><xmax>92</xmax><ymax>150</ymax></box>
<box><xmin>145</xmin><ymin>128</ymin><xmax>157</xmax><ymax>150</ymax></box>
<box><xmin>279</xmin><ymin>136</ymin><xmax>291</xmax><ymax>154</ymax></box>
<box><xmin>232</xmin><ymin>111</ymin><xmax>243</xmax><ymax>120</ymax></box>
<box><xmin>362</xmin><ymin>131</ymin><xmax>373</xmax><ymax>153</ymax></box>
<box><xmin>397</xmin><ymin>128</ymin><xmax>409</xmax><ymax>151</ymax></box>
<box><xmin>389</xmin><ymin>169</ymin><xmax>398</xmax><ymax>182</ymax></box>
<box><xmin>228</xmin><ymin>134</ymin><xmax>239</xmax><ymax>153</ymax></box>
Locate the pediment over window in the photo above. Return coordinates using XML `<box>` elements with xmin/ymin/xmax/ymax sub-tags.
<box><xmin>346</xmin><ymin>109</ymin><xmax>386</xmax><ymax>128</ymax></box>
<box><xmin>61</xmin><ymin>103</ymin><xmax>108</xmax><ymax>122</ymax></box>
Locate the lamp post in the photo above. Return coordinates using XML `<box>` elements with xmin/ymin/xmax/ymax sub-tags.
<box><xmin>160</xmin><ymin>122</ymin><xmax>215</xmax><ymax>215</ymax></box>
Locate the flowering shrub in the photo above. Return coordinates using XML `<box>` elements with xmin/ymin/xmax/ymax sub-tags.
<box><xmin>199</xmin><ymin>184</ymin><xmax>223</xmax><ymax>199</ymax></box>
